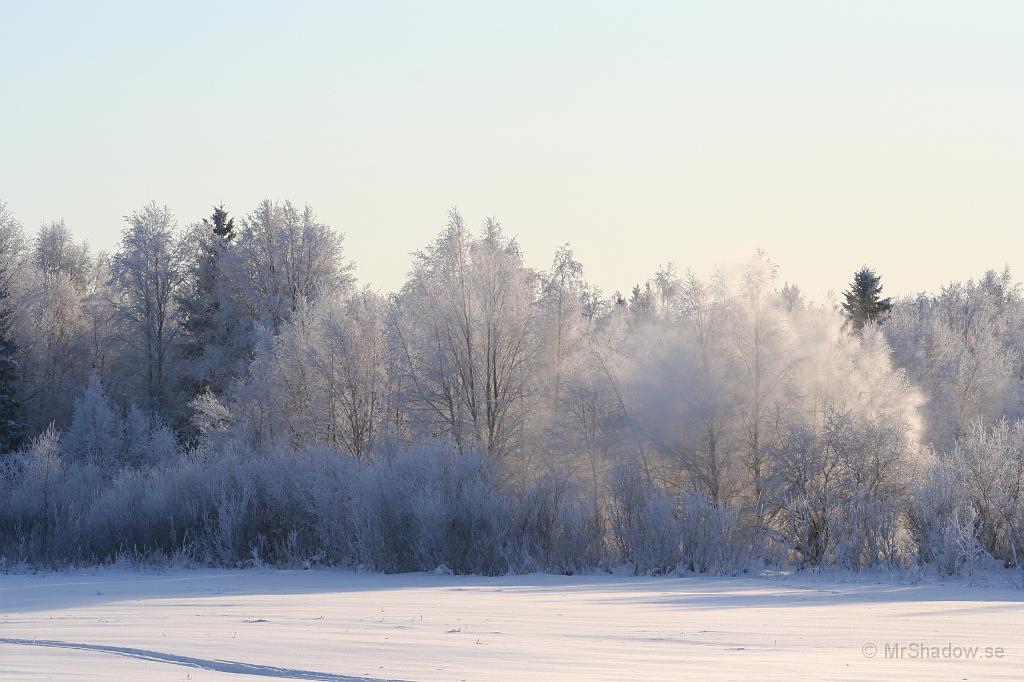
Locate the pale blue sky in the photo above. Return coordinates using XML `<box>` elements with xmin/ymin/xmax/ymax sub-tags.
<box><xmin>2</xmin><ymin>1</ymin><xmax>1022</xmax><ymax>298</ymax></box>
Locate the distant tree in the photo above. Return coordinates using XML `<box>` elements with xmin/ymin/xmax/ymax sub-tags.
<box><xmin>34</xmin><ymin>220</ymin><xmax>93</xmax><ymax>289</ymax></box>
<box><xmin>0</xmin><ymin>202</ymin><xmax>26</xmax><ymax>452</ymax></box>
<box><xmin>629</xmin><ymin>282</ymin><xmax>653</xmax><ymax>316</ymax></box>
<box><xmin>538</xmin><ymin>244</ymin><xmax>586</xmax><ymax>411</ymax></box>
<box><xmin>841</xmin><ymin>266</ymin><xmax>892</xmax><ymax>332</ymax></box>
<box><xmin>62</xmin><ymin>374</ymin><xmax>178</xmax><ymax>467</ymax></box>
<box><xmin>883</xmin><ymin>268</ymin><xmax>1021</xmax><ymax>446</ymax></box>
<box><xmin>228</xmin><ymin>288</ymin><xmax>393</xmax><ymax>457</ymax></box>
<box><xmin>178</xmin><ymin>205</ymin><xmax>244</xmax><ymax>400</ymax></box>
<box><xmin>0</xmin><ymin>202</ymin><xmax>27</xmax><ymax>289</ymax></box>
<box><xmin>394</xmin><ymin>208</ymin><xmax>536</xmax><ymax>469</ymax></box>
<box><xmin>19</xmin><ymin>221</ymin><xmax>94</xmax><ymax>434</ymax></box>
<box><xmin>109</xmin><ymin>203</ymin><xmax>184</xmax><ymax>416</ymax></box>
<box><xmin>209</xmin><ymin>204</ymin><xmax>236</xmax><ymax>241</ymax></box>
<box><xmin>233</xmin><ymin>200</ymin><xmax>353</xmax><ymax>332</ymax></box>
<box><xmin>0</xmin><ymin>285</ymin><xmax>22</xmax><ymax>452</ymax></box>
<box><xmin>779</xmin><ymin>282</ymin><xmax>804</xmax><ymax>313</ymax></box>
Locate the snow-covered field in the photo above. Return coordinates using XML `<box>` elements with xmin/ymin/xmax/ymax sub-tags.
<box><xmin>1</xmin><ymin>568</ymin><xmax>1022</xmax><ymax>681</ymax></box>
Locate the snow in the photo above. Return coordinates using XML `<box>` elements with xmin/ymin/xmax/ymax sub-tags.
<box><xmin>1</xmin><ymin>568</ymin><xmax>1022</xmax><ymax>681</ymax></box>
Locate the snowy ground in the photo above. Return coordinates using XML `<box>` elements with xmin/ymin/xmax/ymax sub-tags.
<box><xmin>1</xmin><ymin>568</ymin><xmax>1022</xmax><ymax>681</ymax></box>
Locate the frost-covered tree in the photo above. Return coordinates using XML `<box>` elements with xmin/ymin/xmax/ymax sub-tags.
<box><xmin>395</xmin><ymin>209</ymin><xmax>538</xmax><ymax>470</ymax></box>
<box><xmin>312</xmin><ymin>288</ymin><xmax>393</xmax><ymax>458</ymax></box>
<box><xmin>764</xmin><ymin>320</ymin><xmax>923</xmax><ymax>567</ymax></box>
<box><xmin>727</xmin><ymin>252</ymin><xmax>797</xmax><ymax>506</ymax></box>
<box><xmin>81</xmin><ymin>253</ymin><xmax>117</xmax><ymax>389</ymax></box>
<box><xmin>179</xmin><ymin>206</ymin><xmax>236</xmax><ymax>361</ymax></box>
<box><xmin>537</xmin><ymin>245</ymin><xmax>586</xmax><ymax>414</ymax></box>
<box><xmin>213</xmin><ymin>288</ymin><xmax>394</xmax><ymax>458</ymax></box>
<box><xmin>233</xmin><ymin>200</ymin><xmax>353</xmax><ymax>332</ymax></box>
<box><xmin>0</xmin><ymin>286</ymin><xmax>21</xmax><ymax>453</ymax></box>
<box><xmin>109</xmin><ymin>203</ymin><xmax>184</xmax><ymax>417</ymax></box>
<box><xmin>0</xmin><ymin>203</ymin><xmax>27</xmax><ymax>452</ymax></box>
<box><xmin>885</xmin><ymin>269</ymin><xmax>1023</xmax><ymax>446</ymax></box>
<box><xmin>635</xmin><ymin>270</ymin><xmax>738</xmax><ymax>503</ymax></box>
<box><xmin>62</xmin><ymin>374</ymin><xmax>124</xmax><ymax>465</ymax></box>
<box><xmin>34</xmin><ymin>220</ymin><xmax>92</xmax><ymax>289</ymax></box>
<box><xmin>62</xmin><ymin>374</ymin><xmax>177</xmax><ymax>467</ymax></box>
<box><xmin>177</xmin><ymin>205</ymin><xmax>250</xmax><ymax>406</ymax></box>
<box><xmin>944</xmin><ymin>419</ymin><xmax>1024</xmax><ymax>569</ymax></box>
<box><xmin>0</xmin><ymin>202</ymin><xmax>28</xmax><ymax>291</ymax></box>
<box><xmin>12</xmin><ymin>221</ymin><xmax>96</xmax><ymax>433</ymax></box>
<box><xmin>556</xmin><ymin>335</ymin><xmax>627</xmax><ymax>509</ymax></box>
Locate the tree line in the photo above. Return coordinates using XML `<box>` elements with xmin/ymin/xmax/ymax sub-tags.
<box><xmin>0</xmin><ymin>199</ymin><xmax>1021</xmax><ymax>578</ymax></box>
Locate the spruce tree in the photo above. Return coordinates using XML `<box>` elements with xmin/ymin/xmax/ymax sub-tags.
<box><xmin>841</xmin><ymin>266</ymin><xmax>893</xmax><ymax>332</ymax></box>
<box><xmin>178</xmin><ymin>204</ymin><xmax>246</xmax><ymax>415</ymax></box>
<box><xmin>181</xmin><ymin>205</ymin><xmax>235</xmax><ymax>358</ymax></box>
<box><xmin>209</xmin><ymin>203</ymin><xmax>236</xmax><ymax>241</ymax></box>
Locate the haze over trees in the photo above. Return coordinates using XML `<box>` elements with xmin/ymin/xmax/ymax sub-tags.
<box><xmin>0</xmin><ymin>198</ymin><xmax>1022</xmax><ymax>580</ymax></box>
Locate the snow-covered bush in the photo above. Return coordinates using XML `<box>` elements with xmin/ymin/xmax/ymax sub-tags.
<box><xmin>349</xmin><ymin>449</ymin><xmax>446</xmax><ymax>572</ymax></box>
<box><xmin>608</xmin><ymin>466</ymin><xmax>681</xmax><ymax>574</ymax></box>
<box><xmin>904</xmin><ymin>422</ymin><xmax>1024</xmax><ymax>577</ymax></box>
<box><xmin>441</xmin><ymin>454</ymin><xmax>519</xmax><ymax>574</ymax></box>
<box><xmin>62</xmin><ymin>376</ymin><xmax>124</xmax><ymax>466</ymax></box>
<box><xmin>676</xmin><ymin>492</ymin><xmax>752</xmax><ymax>575</ymax></box>
<box><xmin>906</xmin><ymin>464</ymin><xmax>970</xmax><ymax>571</ymax></box>
<box><xmin>516</xmin><ymin>474</ymin><xmax>606</xmax><ymax>574</ymax></box>
<box><xmin>834</xmin><ymin>492</ymin><xmax>912</xmax><ymax>570</ymax></box>
<box><xmin>950</xmin><ymin>419</ymin><xmax>1024</xmax><ymax>569</ymax></box>
<box><xmin>62</xmin><ymin>375</ymin><xmax>179</xmax><ymax>469</ymax></box>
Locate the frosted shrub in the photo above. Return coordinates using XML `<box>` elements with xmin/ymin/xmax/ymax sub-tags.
<box><xmin>212</xmin><ymin>481</ymin><xmax>256</xmax><ymax>564</ymax></box>
<box><xmin>609</xmin><ymin>466</ymin><xmax>680</xmax><ymax>574</ymax></box>
<box><xmin>123</xmin><ymin>406</ymin><xmax>179</xmax><ymax>468</ymax></box>
<box><xmin>766</xmin><ymin>401</ymin><xmax>921</xmax><ymax>569</ymax></box>
<box><xmin>349</xmin><ymin>449</ymin><xmax>445</xmax><ymax>572</ymax></box>
<box><xmin>0</xmin><ymin>429</ymin><xmax>110</xmax><ymax>563</ymax></box>
<box><xmin>548</xmin><ymin>499</ymin><xmax>606</xmax><ymax>574</ymax></box>
<box><xmin>677</xmin><ymin>492</ymin><xmax>751</xmax><ymax>575</ymax></box>
<box><xmin>515</xmin><ymin>474</ymin><xmax>570</xmax><ymax>570</ymax></box>
<box><xmin>949</xmin><ymin>419</ymin><xmax>1024</xmax><ymax>569</ymax></box>
<box><xmin>306</xmin><ymin>446</ymin><xmax>357</xmax><ymax>565</ymax></box>
<box><xmin>777</xmin><ymin>494</ymin><xmax>837</xmax><ymax>568</ymax></box>
<box><xmin>517</xmin><ymin>475</ymin><xmax>605</xmax><ymax>574</ymax></box>
<box><xmin>62</xmin><ymin>376</ymin><xmax>181</xmax><ymax>469</ymax></box>
<box><xmin>907</xmin><ymin>465</ymin><xmax>965</xmax><ymax>566</ymax></box>
<box><xmin>779</xmin><ymin>490</ymin><xmax>911</xmax><ymax>570</ymax></box>
<box><xmin>202</xmin><ymin>449</ymin><xmax>325</xmax><ymax>565</ymax></box>
<box><xmin>908</xmin><ymin>464</ymin><xmax>992</xmax><ymax>576</ymax></box>
<box><xmin>442</xmin><ymin>454</ymin><xmax>518</xmax><ymax>575</ymax></box>
<box><xmin>62</xmin><ymin>376</ymin><xmax>123</xmax><ymax>466</ymax></box>
<box><xmin>0</xmin><ymin>428</ymin><xmax>66</xmax><ymax>560</ymax></box>
<box><xmin>935</xmin><ymin>505</ymin><xmax>989</xmax><ymax>577</ymax></box>
<box><xmin>834</xmin><ymin>492</ymin><xmax>911</xmax><ymax>570</ymax></box>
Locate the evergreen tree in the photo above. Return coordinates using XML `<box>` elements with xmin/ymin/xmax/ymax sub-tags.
<box><xmin>176</xmin><ymin>202</ymin><xmax>247</xmax><ymax>413</ymax></box>
<box><xmin>841</xmin><ymin>266</ymin><xmax>893</xmax><ymax>332</ymax></box>
<box><xmin>209</xmin><ymin>203</ymin><xmax>236</xmax><ymax>241</ymax></box>
<box><xmin>629</xmin><ymin>282</ymin><xmax>653</xmax><ymax>313</ymax></box>
<box><xmin>180</xmin><ymin>206</ymin><xmax>235</xmax><ymax>346</ymax></box>
<box><xmin>0</xmin><ymin>283</ymin><xmax>22</xmax><ymax>452</ymax></box>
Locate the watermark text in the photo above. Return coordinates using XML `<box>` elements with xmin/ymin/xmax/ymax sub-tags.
<box><xmin>862</xmin><ymin>641</ymin><xmax>1005</xmax><ymax>660</ymax></box>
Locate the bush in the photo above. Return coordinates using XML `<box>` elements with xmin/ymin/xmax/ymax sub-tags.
<box><xmin>677</xmin><ymin>492</ymin><xmax>752</xmax><ymax>575</ymax></box>
<box><xmin>608</xmin><ymin>466</ymin><xmax>680</xmax><ymax>574</ymax></box>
